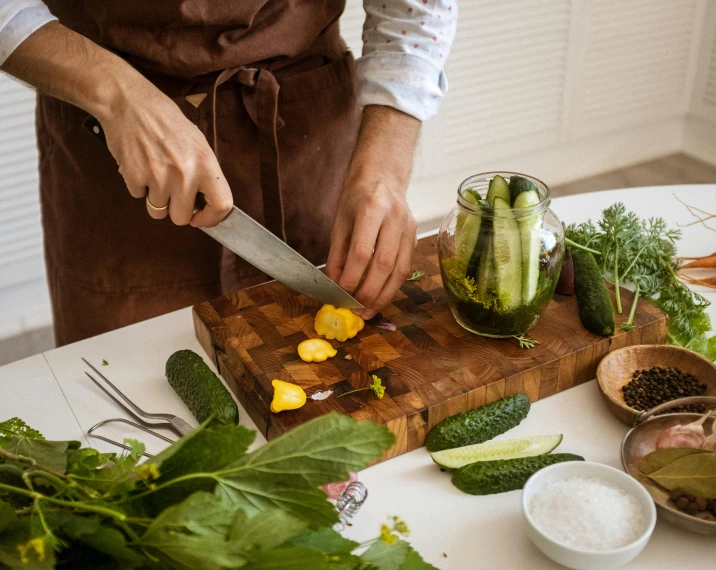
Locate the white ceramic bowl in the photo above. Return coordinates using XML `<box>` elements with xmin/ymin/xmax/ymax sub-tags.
<box><xmin>522</xmin><ymin>462</ymin><xmax>657</xmax><ymax>570</ymax></box>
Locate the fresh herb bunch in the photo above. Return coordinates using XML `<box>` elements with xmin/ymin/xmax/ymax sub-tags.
<box><xmin>0</xmin><ymin>415</ymin><xmax>435</xmax><ymax>569</ymax></box>
<box><xmin>565</xmin><ymin>203</ymin><xmax>716</xmax><ymax>359</ymax></box>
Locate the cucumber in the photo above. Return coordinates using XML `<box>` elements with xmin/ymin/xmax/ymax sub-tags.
<box><xmin>486</xmin><ymin>175</ymin><xmax>510</xmax><ymax>207</ymax></box>
<box><xmin>425</xmin><ymin>394</ymin><xmax>530</xmax><ymax>452</ymax></box>
<box><xmin>570</xmin><ymin>248</ymin><xmax>615</xmax><ymax>336</ymax></box>
<box><xmin>492</xmin><ymin>197</ymin><xmax>523</xmax><ymax>310</ymax></box>
<box><xmin>452</xmin><ymin>453</ymin><xmax>585</xmax><ymax>495</ymax></box>
<box><xmin>476</xmin><ymin>235</ymin><xmax>495</xmax><ymax>297</ymax></box>
<box><xmin>455</xmin><ymin>189</ymin><xmax>482</xmax><ymax>270</ymax></box>
<box><xmin>508</xmin><ymin>175</ymin><xmax>538</xmax><ymax>204</ymax></box>
<box><xmin>166</xmin><ymin>350</ymin><xmax>239</xmax><ymax>425</ymax></box>
<box><xmin>513</xmin><ymin>190</ymin><xmax>543</xmax><ymax>303</ymax></box>
<box><xmin>430</xmin><ymin>434</ymin><xmax>563</xmax><ymax>470</ymax></box>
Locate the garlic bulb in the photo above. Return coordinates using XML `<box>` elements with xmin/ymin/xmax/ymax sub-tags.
<box><xmin>655</xmin><ymin>412</ymin><xmax>710</xmax><ymax>450</ymax></box>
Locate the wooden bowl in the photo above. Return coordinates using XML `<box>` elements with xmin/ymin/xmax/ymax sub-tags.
<box><xmin>596</xmin><ymin>345</ymin><xmax>716</xmax><ymax>426</ymax></box>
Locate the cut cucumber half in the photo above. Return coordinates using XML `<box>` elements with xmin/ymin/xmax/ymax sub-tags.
<box><xmin>430</xmin><ymin>434</ymin><xmax>563</xmax><ymax>470</ymax></box>
<box><xmin>513</xmin><ymin>190</ymin><xmax>543</xmax><ymax>303</ymax></box>
<box><xmin>486</xmin><ymin>175</ymin><xmax>510</xmax><ymax>207</ymax></box>
<box><xmin>455</xmin><ymin>189</ymin><xmax>482</xmax><ymax>270</ymax></box>
<box><xmin>492</xmin><ymin>197</ymin><xmax>523</xmax><ymax>310</ymax></box>
<box><xmin>509</xmin><ymin>175</ymin><xmax>539</xmax><ymax>204</ymax></box>
<box><xmin>476</xmin><ymin>235</ymin><xmax>495</xmax><ymax>297</ymax></box>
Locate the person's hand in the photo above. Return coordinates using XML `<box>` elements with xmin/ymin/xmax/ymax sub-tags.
<box><xmin>326</xmin><ymin>106</ymin><xmax>421</xmax><ymax>320</ymax></box>
<box><xmin>99</xmin><ymin>82</ymin><xmax>233</xmax><ymax>227</ymax></box>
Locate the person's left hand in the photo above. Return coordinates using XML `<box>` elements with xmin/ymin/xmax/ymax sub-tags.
<box><xmin>325</xmin><ymin>106</ymin><xmax>421</xmax><ymax>320</ymax></box>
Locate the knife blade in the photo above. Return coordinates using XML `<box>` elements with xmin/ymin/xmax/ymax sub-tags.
<box><xmin>81</xmin><ymin>115</ymin><xmax>362</xmax><ymax>309</ymax></box>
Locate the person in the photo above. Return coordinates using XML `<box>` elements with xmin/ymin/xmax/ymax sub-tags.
<box><xmin>0</xmin><ymin>1</ymin><xmax>457</xmax><ymax>346</ymax></box>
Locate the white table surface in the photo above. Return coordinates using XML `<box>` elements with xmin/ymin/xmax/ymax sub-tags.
<box><xmin>3</xmin><ymin>184</ymin><xmax>716</xmax><ymax>568</ymax></box>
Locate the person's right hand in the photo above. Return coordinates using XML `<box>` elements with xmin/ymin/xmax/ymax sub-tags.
<box><xmin>98</xmin><ymin>82</ymin><xmax>233</xmax><ymax>227</ymax></box>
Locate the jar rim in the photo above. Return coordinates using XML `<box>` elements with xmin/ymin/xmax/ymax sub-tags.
<box><xmin>457</xmin><ymin>171</ymin><xmax>551</xmax><ymax>217</ymax></box>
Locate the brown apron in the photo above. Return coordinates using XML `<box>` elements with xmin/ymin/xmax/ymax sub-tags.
<box><xmin>37</xmin><ymin>1</ymin><xmax>361</xmax><ymax>346</ymax></box>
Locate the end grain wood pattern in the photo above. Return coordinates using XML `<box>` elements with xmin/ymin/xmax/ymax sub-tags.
<box><xmin>193</xmin><ymin>237</ymin><xmax>667</xmax><ymax>463</ymax></box>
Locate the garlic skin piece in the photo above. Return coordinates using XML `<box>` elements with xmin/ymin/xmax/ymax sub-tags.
<box><xmin>702</xmin><ymin>418</ymin><xmax>716</xmax><ymax>452</ymax></box>
<box><xmin>655</xmin><ymin>412</ymin><xmax>710</xmax><ymax>450</ymax></box>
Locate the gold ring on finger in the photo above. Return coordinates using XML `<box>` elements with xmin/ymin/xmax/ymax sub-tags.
<box><xmin>146</xmin><ymin>196</ymin><xmax>169</xmax><ymax>212</ymax></box>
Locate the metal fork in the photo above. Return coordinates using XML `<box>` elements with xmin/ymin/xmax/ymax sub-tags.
<box><xmin>82</xmin><ymin>358</ymin><xmax>194</xmax><ymax>437</ymax></box>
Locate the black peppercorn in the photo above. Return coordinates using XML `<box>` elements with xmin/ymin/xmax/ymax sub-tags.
<box><xmin>622</xmin><ymin>365</ymin><xmax>707</xmax><ymax>413</ymax></box>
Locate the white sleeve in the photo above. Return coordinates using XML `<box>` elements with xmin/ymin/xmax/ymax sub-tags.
<box><xmin>357</xmin><ymin>0</ymin><xmax>457</xmax><ymax>121</ymax></box>
<box><xmin>0</xmin><ymin>1</ymin><xmax>56</xmax><ymax>66</ymax></box>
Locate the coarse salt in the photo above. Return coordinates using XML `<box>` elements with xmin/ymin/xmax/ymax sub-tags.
<box><xmin>529</xmin><ymin>477</ymin><xmax>645</xmax><ymax>551</ymax></box>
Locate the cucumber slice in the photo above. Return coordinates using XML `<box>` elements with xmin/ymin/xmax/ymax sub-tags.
<box><xmin>455</xmin><ymin>189</ymin><xmax>482</xmax><ymax>270</ymax></box>
<box><xmin>492</xmin><ymin>197</ymin><xmax>523</xmax><ymax>310</ymax></box>
<box><xmin>476</xmin><ymin>235</ymin><xmax>495</xmax><ymax>297</ymax></box>
<box><xmin>508</xmin><ymin>175</ymin><xmax>539</xmax><ymax>204</ymax></box>
<box><xmin>513</xmin><ymin>190</ymin><xmax>542</xmax><ymax>303</ymax></box>
<box><xmin>430</xmin><ymin>434</ymin><xmax>563</xmax><ymax>470</ymax></box>
<box><xmin>486</xmin><ymin>175</ymin><xmax>510</xmax><ymax>207</ymax></box>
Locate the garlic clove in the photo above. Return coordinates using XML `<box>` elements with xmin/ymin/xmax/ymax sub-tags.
<box><xmin>655</xmin><ymin>411</ymin><xmax>710</xmax><ymax>450</ymax></box>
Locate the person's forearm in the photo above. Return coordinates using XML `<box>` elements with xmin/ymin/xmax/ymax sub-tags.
<box><xmin>1</xmin><ymin>21</ymin><xmax>154</xmax><ymax>122</ymax></box>
<box><xmin>347</xmin><ymin>105</ymin><xmax>421</xmax><ymax>192</ymax></box>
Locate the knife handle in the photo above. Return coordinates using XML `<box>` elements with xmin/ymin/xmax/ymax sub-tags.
<box><xmin>82</xmin><ymin>114</ymin><xmax>207</xmax><ymax>210</ymax></box>
<box><xmin>82</xmin><ymin>115</ymin><xmax>107</xmax><ymax>146</ymax></box>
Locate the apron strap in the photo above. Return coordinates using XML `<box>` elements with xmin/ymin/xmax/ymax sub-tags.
<box><xmin>209</xmin><ymin>66</ymin><xmax>287</xmax><ymax>241</ymax></box>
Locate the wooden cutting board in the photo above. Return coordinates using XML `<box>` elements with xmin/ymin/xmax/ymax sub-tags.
<box><xmin>193</xmin><ymin>237</ymin><xmax>667</xmax><ymax>463</ymax></box>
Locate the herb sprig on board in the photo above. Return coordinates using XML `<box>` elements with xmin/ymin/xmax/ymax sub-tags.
<box><xmin>0</xmin><ymin>414</ymin><xmax>435</xmax><ymax>569</ymax></box>
<box><xmin>565</xmin><ymin>202</ymin><xmax>716</xmax><ymax>359</ymax></box>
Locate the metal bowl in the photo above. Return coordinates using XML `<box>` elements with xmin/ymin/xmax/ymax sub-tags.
<box><xmin>621</xmin><ymin>396</ymin><xmax>716</xmax><ymax>534</ymax></box>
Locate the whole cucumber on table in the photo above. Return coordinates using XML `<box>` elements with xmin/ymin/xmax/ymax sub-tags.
<box><xmin>426</xmin><ymin>394</ymin><xmax>531</xmax><ymax>452</ymax></box>
<box><xmin>166</xmin><ymin>349</ymin><xmax>239</xmax><ymax>425</ymax></box>
<box><xmin>570</xmin><ymin>248</ymin><xmax>615</xmax><ymax>336</ymax></box>
<box><xmin>452</xmin><ymin>453</ymin><xmax>585</xmax><ymax>495</ymax></box>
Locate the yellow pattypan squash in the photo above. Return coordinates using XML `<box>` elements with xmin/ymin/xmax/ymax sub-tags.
<box><xmin>270</xmin><ymin>380</ymin><xmax>306</xmax><ymax>413</ymax></box>
<box><xmin>297</xmin><ymin>338</ymin><xmax>337</xmax><ymax>362</ymax></box>
<box><xmin>314</xmin><ymin>304</ymin><xmax>364</xmax><ymax>342</ymax></box>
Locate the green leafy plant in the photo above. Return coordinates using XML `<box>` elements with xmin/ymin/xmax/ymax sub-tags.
<box><xmin>565</xmin><ymin>203</ymin><xmax>716</xmax><ymax>360</ymax></box>
<box><xmin>406</xmin><ymin>271</ymin><xmax>425</xmax><ymax>282</ymax></box>
<box><xmin>0</xmin><ymin>414</ymin><xmax>435</xmax><ymax>569</ymax></box>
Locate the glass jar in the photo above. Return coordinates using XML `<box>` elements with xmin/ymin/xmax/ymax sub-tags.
<box><xmin>438</xmin><ymin>172</ymin><xmax>564</xmax><ymax>337</ymax></box>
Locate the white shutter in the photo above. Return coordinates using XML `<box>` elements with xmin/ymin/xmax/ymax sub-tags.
<box><xmin>574</xmin><ymin>0</ymin><xmax>698</xmax><ymax>137</ymax></box>
<box><xmin>441</xmin><ymin>0</ymin><xmax>572</xmax><ymax>158</ymax></box>
<box><xmin>699</xmin><ymin>15</ymin><xmax>716</xmax><ymax>120</ymax></box>
<box><xmin>0</xmin><ymin>76</ymin><xmax>44</xmax><ymax>290</ymax></box>
<box><xmin>340</xmin><ymin>0</ymin><xmax>365</xmax><ymax>57</ymax></box>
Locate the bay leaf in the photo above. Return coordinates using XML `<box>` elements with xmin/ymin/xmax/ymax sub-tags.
<box><xmin>640</xmin><ymin>448</ymin><xmax>710</xmax><ymax>475</ymax></box>
<box><xmin>648</xmin><ymin>453</ymin><xmax>716</xmax><ymax>498</ymax></box>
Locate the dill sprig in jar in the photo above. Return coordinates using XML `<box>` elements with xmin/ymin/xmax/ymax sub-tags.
<box><xmin>438</xmin><ymin>172</ymin><xmax>564</xmax><ymax>337</ymax></box>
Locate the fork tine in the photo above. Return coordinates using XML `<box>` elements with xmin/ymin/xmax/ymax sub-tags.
<box><xmin>82</xmin><ymin>357</ymin><xmax>163</xmax><ymax>420</ymax></box>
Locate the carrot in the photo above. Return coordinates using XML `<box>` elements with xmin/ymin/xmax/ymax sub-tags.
<box><xmin>678</xmin><ymin>273</ymin><xmax>716</xmax><ymax>288</ymax></box>
<box><xmin>681</xmin><ymin>255</ymin><xmax>716</xmax><ymax>269</ymax></box>
<box><xmin>678</xmin><ymin>251</ymin><xmax>716</xmax><ymax>260</ymax></box>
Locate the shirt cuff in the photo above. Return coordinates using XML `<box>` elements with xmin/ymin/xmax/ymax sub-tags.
<box><xmin>356</xmin><ymin>51</ymin><xmax>448</xmax><ymax>122</ymax></box>
<box><xmin>0</xmin><ymin>3</ymin><xmax>57</xmax><ymax>66</ymax></box>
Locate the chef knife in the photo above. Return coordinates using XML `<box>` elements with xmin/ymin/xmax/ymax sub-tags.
<box><xmin>82</xmin><ymin>115</ymin><xmax>362</xmax><ymax>309</ymax></box>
